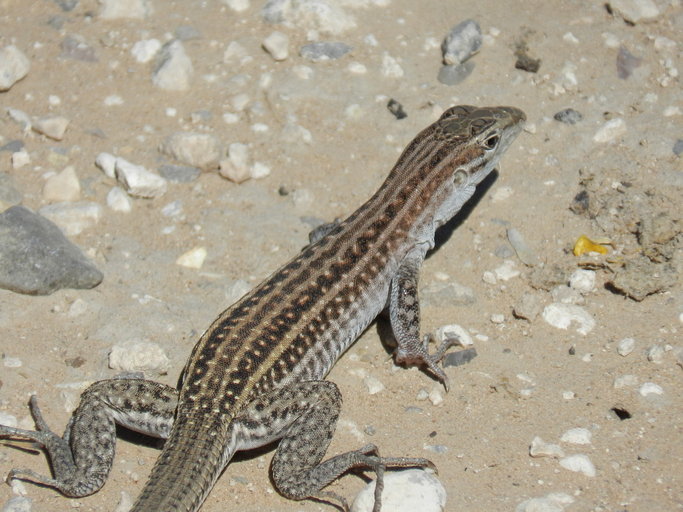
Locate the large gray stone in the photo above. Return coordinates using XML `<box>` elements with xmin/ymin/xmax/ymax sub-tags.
<box><xmin>0</xmin><ymin>206</ymin><xmax>103</xmax><ymax>295</ymax></box>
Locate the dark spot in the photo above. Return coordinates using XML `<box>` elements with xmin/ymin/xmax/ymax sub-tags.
<box><xmin>611</xmin><ymin>406</ymin><xmax>632</xmax><ymax>420</ymax></box>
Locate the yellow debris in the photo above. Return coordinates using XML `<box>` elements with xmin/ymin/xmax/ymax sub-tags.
<box><xmin>573</xmin><ymin>235</ymin><xmax>609</xmax><ymax>256</ymax></box>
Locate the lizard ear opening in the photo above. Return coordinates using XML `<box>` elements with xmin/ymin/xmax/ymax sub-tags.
<box><xmin>482</xmin><ymin>132</ymin><xmax>500</xmax><ymax>150</ymax></box>
<box><xmin>453</xmin><ymin>168</ymin><xmax>468</xmax><ymax>186</ymax></box>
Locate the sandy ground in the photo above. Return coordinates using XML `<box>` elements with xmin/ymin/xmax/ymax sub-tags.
<box><xmin>0</xmin><ymin>1</ymin><xmax>681</xmax><ymax>511</ymax></box>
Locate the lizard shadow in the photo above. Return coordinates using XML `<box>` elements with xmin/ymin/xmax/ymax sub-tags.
<box><xmin>375</xmin><ymin>169</ymin><xmax>498</xmax><ymax>361</ymax></box>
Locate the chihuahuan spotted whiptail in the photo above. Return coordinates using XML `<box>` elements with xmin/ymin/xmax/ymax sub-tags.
<box><xmin>0</xmin><ymin>105</ymin><xmax>525</xmax><ymax>511</ymax></box>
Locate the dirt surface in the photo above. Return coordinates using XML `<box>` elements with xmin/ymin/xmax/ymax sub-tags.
<box><xmin>0</xmin><ymin>1</ymin><xmax>682</xmax><ymax>511</ymax></box>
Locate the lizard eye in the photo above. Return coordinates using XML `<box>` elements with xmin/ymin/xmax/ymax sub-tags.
<box><xmin>453</xmin><ymin>168</ymin><xmax>468</xmax><ymax>186</ymax></box>
<box><xmin>483</xmin><ymin>133</ymin><xmax>500</xmax><ymax>150</ymax></box>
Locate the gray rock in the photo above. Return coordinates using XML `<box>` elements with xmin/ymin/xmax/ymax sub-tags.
<box><xmin>443</xmin><ymin>347</ymin><xmax>477</xmax><ymax>368</ymax></box>
<box><xmin>513</xmin><ymin>292</ymin><xmax>543</xmax><ymax>321</ymax></box>
<box><xmin>0</xmin><ymin>172</ymin><xmax>23</xmax><ymax>208</ymax></box>
<box><xmin>673</xmin><ymin>139</ymin><xmax>683</xmax><ymax>156</ymax></box>
<box><xmin>159</xmin><ymin>164</ymin><xmax>201</xmax><ymax>183</ymax></box>
<box><xmin>0</xmin><ymin>140</ymin><xmax>24</xmax><ymax>152</ymax></box>
<box><xmin>174</xmin><ymin>25</ymin><xmax>201</xmax><ymax>41</ymax></box>
<box><xmin>300</xmin><ymin>42</ymin><xmax>352</xmax><ymax>62</ymax></box>
<box><xmin>0</xmin><ymin>45</ymin><xmax>31</xmax><ymax>91</ymax></box>
<box><xmin>0</xmin><ymin>206</ymin><xmax>103</xmax><ymax>295</ymax></box>
<box><xmin>422</xmin><ymin>280</ymin><xmax>475</xmax><ymax>307</ymax></box>
<box><xmin>441</xmin><ymin>19</ymin><xmax>482</xmax><ymax>66</ymax></box>
<box><xmin>608</xmin><ymin>0</ymin><xmax>660</xmax><ymax>23</ymax></box>
<box><xmin>60</xmin><ymin>35</ymin><xmax>97</xmax><ymax>62</ymax></box>
<box><xmin>436</xmin><ymin>61</ymin><xmax>474</xmax><ymax>86</ymax></box>
<box><xmin>553</xmin><ymin>108</ymin><xmax>583</xmax><ymax>124</ymax></box>
<box><xmin>608</xmin><ymin>256</ymin><xmax>677</xmax><ymax>301</ymax></box>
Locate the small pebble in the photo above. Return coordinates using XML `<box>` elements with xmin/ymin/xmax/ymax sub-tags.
<box><xmin>115</xmin><ymin>158</ymin><xmax>167</xmax><ymax>198</ymax></box>
<box><xmin>568</xmin><ymin>269</ymin><xmax>596</xmax><ymax>293</ymax></box>
<box><xmin>32</xmin><ymin>115</ymin><xmax>70</xmax><ymax>141</ymax></box>
<box><xmin>639</xmin><ymin>382</ymin><xmax>663</xmax><ymax>396</ymax></box>
<box><xmin>224</xmin><ymin>0</ymin><xmax>250</xmax><ymax>12</ymax></box>
<box><xmin>507</xmin><ymin>228</ymin><xmax>537</xmax><ymax>266</ymax></box>
<box><xmin>617</xmin><ymin>337</ymin><xmax>636</xmax><ymax>356</ymax></box>
<box><xmin>516</xmin><ymin>493</ymin><xmax>574</xmax><ymax>512</ymax></box>
<box><xmin>99</xmin><ymin>0</ymin><xmax>151</xmax><ymax>19</ymax></box>
<box><xmin>351</xmin><ymin>469</ymin><xmax>446</xmax><ymax>512</ymax></box>
<box><xmin>490</xmin><ymin>313</ymin><xmax>505</xmax><ymax>324</ymax></box>
<box><xmin>529</xmin><ymin>436</ymin><xmax>565</xmax><ymax>458</ymax></box>
<box><xmin>542</xmin><ymin>303</ymin><xmax>595</xmax><ymax>335</ymax></box>
<box><xmin>42</xmin><ymin>166</ymin><xmax>81</xmax><ymax>203</ymax></box>
<box><xmin>645</xmin><ymin>345</ymin><xmax>665</xmax><ymax>364</ymax></box>
<box><xmin>131</xmin><ymin>38</ymin><xmax>161</xmax><ymax>63</ymax></box>
<box><xmin>593</xmin><ymin>118</ymin><xmax>626</xmax><ymax>143</ymax></box>
<box><xmin>106</xmin><ymin>186</ymin><xmax>132</xmax><ymax>213</ymax></box>
<box><xmin>109</xmin><ymin>340</ymin><xmax>170</xmax><ymax>375</ymax></box>
<box><xmin>220</xmin><ymin>142</ymin><xmax>251</xmax><ymax>183</ymax></box>
<box><xmin>560</xmin><ymin>427</ymin><xmax>592</xmax><ymax>445</ymax></box>
<box><xmin>0</xmin><ymin>45</ymin><xmax>31</xmax><ymax>91</ymax></box>
<box><xmin>428</xmin><ymin>387</ymin><xmax>443</xmax><ymax>406</ymax></box>
<box><xmin>160</xmin><ymin>132</ymin><xmax>220</xmax><ymax>170</ymax></box>
<box><xmin>176</xmin><ymin>247</ymin><xmax>207</xmax><ymax>269</ymax></box>
<box><xmin>95</xmin><ymin>152</ymin><xmax>117</xmax><ymax>179</ymax></box>
<box><xmin>381</xmin><ymin>53</ymin><xmax>404</xmax><ymax>78</ymax></box>
<box><xmin>434</xmin><ymin>324</ymin><xmax>473</xmax><ymax>347</ymax></box>
<box><xmin>3</xmin><ymin>357</ymin><xmax>22</xmax><ymax>368</ymax></box>
<box><xmin>1</xmin><ymin>496</ymin><xmax>33</xmax><ymax>512</ymax></box>
<box><xmin>559</xmin><ymin>454</ymin><xmax>596</xmax><ymax>477</ymax></box>
<box><xmin>300</xmin><ymin>42</ymin><xmax>352</xmax><ymax>62</ymax></box>
<box><xmin>11</xmin><ymin>150</ymin><xmax>30</xmax><ymax>169</ymax></box>
<box><xmin>562</xmin><ymin>391</ymin><xmax>575</xmax><ymax>400</ymax></box>
<box><xmin>441</xmin><ymin>19</ymin><xmax>482</xmax><ymax>66</ymax></box>
<box><xmin>158</xmin><ymin>164</ymin><xmax>201</xmax><ymax>183</ymax></box>
<box><xmin>153</xmin><ymin>40</ymin><xmax>193</xmax><ymax>91</ymax></box>
<box><xmin>262</xmin><ymin>31</ymin><xmax>289</xmax><ymax>61</ymax></box>
<box><xmin>512</xmin><ymin>292</ymin><xmax>542</xmax><ymax>321</ymax></box>
<box><xmin>494</xmin><ymin>260</ymin><xmax>520</xmax><ymax>281</ymax></box>
<box><xmin>608</xmin><ymin>0</ymin><xmax>660</xmax><ymax>23</ymax></box>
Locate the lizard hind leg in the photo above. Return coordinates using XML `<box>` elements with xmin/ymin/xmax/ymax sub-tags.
<box><xmin>236</xmin><ymin>380</ymin><xmax>433</xmax><ymax>512</ymax></box>
<box><xmin>0</xmin><ymin>379</ymin><xmax>178</xmax><ymax>497</ymax></box>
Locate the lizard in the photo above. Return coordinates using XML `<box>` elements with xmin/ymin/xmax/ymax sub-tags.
<box><xmin>0</xmin><ymin>104</ymin><xmax>525</xmax><ymax>511</ymax></box>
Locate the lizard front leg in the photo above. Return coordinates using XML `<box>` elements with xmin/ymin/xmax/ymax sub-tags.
<box><xmin>0</xmin><ymin>378</ymin><xmax>178</xmax><ymax>497</ymax></box>
<box><xmin>389</xmin><ymin>250</ymin><xmax>458</xmax><ymax>390</ymax></box>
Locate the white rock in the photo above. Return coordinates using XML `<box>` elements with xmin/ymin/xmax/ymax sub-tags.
<box><xmin>176</xmin><ymin>247</ymin><xmax>207</xmax><ymax>269</ymax></box>
<box><xmin>11</xmin><ymin>150</ymin><xmax>30</xmax><ymax>169</ymax></box>
<box><xmin>559</xmin><ymin>454</ymin><xmax>596</xmax><ymax>477</ymax></box>
<box><xmin>67</xmin><ymin>298</ymin><xmax>88</xmax><ymax>317</ymax></box>
<box><xmin>1</xmin><ymin>496</ymin><xmax>32</xmax><ymax>512</ymax></box>
<box><xmin>613</xmin><ymin>374</ymin><xmax>638</xmax><ymax>388</ymax></box>
<box><xmin>131</xmin><ymin>39</ymin><xmax>161</xmax><ymax>63</ymax></box>
<box><xmin>0</xmin><ymin>45</ymin><xmax>31</xmax><ymax>91</ymax></box>
<box><xmin>639</xmin><ymin>382</ymin><xmax>663</xmax><ymax>396</ymax></box>
<box><xmin>95</xmin><ymin>152</ymin><xmax>118</xmax><ymax>178</ymax></box>
<box><xmin>646</xmin><ymin>344</ymin><xmax>665</xmax><ymax>364</ymax></box>
<box><xmin>32</xmin><ymin>115</ymin><xmax>70</xmax><ymax>140</ymax></box>
<box><xmin>428</xmin><ymin>387</ymin><xmax>444</xmax><ymax>406</ymax></box>
<box><xmin>115</xmin><ymin>158</ymin><xmax>167</xmax><ymax>198</ymax></box>
<box><xmin>490</xmin><ymin>313</ymin><xmax>505</xmax><ymax>324</ymax></box>
<box><xmin>351</xmin><ymin>469</ymin><xmax>446</xmax><ymax>512</ymax></box>
<box><xmin>223</xmin><ymin>0</ymin><xmax>250</xmax><ymax>12</ymax></box>
<box><xmin>529</xmin><ymin>436</ymin><xmax>565</xmax><ymax>458</ymax></box>
<box><xmin>43</xmin><ymin>166</ymin><xmax>81</xmax><ymax>203</ymax></box>
<box><xmin>494</xmin><ymin>260</ymin><xmax>520</xmax><ymax>281</ymax></box>
<box><xmin>363</xmin><ymin>375</ymin><xmax>385</xmax><ymax>395</ymax></box>
<box><xmin>608</xmin><ymin>0</ymin><xmax>660</xmax><ymax>23</ymax></box>
<box><xmin>219</xmin><ymin>142</ymin><xmax>251</xmax><ymax>182</ymax></box>
<box><xmin>491</xmin><ymin>185</ymin><xmax>513</xmax><ymax>202</ymax></box>
<box><xmin>560</xmin><ymin>427</ymin><xmax>592</xmax><ymax>445</ymax></box>
<box><xmin>109</xmin><ymin>340</ymin><xmax>170</xmax><ymax>375</ymax></box>
<box><xmin>516</xmin><ymin>493</ymin><xmax>574</xmax><ymax>512</ymax></box>
<box><xmin>262</xmin><ymin>31</ymin><xmax>289</xmax><ymax>61</ymax></box>
<box><xmin>99</xmin><ymin>0</ymin><xmax>152</xmax><ymax>19</ymax></box>
<box><xmin>568</xmin><ymin>269</ymin><xmax>595</xmax><ymax>293</ymax></box>
<box><xmin>263</xmin><ymin>0</ymin><xmax>357</xmax><ymax>36</ymax></box>
<box><xmin>7</xmin><ymin>107</ymin><xmax>32</xmax><ymax>130</ymax></box>
<box><xmin>103</xmin><ymin>95</ymin><xmax>124</xmax><ymax>106</ymax></box>
<box><xmin>434</xmin><ymin>324</ymin><xmax>473</xmax><ymax>347</ymax></box>
<box><xmin>160</xmin><ymin>132</ymin><xmax>220</xmax><ymax>170</ymax></box>
<box><xmin>381</xmin><ymin>52</ymin><xmax>404</xmax><ymax>78</ymax></box>
<box><xmin>114</xmin><ymin>491</ymin><xmax>134</xmax><ymax>512</ymax></box>
<box><xmin>562</xmin><ymin>391</ymin><xmax>575</xmax><ymax>400</ymax></box>
<box><xmin>593</xmin><ymin>118</ymin><xmax>626</xmax><ymax>143</ymax></box>
<box><xmin>617</xmin><ymin>337</ymin><xmax>636</xmax><ymax>356</ymax></box>
<box><xmin>39</xmin><ymin>201</ymin><xmax>103</xmax><ymax>236</ymax></box>
<box><xmin>551</xmin><ymin>285</ymin><xmax>584</xmax><ymax>305</ymax></box>
<box><xmin>251</xmin><ymin>161</ymin><xmax>271</xmax><ymax>179</ymax></box>
<box><xmin>3</xmin><ymin>357</ymin><xmax>22</xmax><ymax>368</ymax></box>
<box><xmin>0</xmin><ymin>412</ymin><xmax>18</xmax><ymax>428</ymax></box>
<box><xmin>106</xmin><ymin>186</ymin><xmax>132</xmax><ymax>212</ymax></box>
<box><xmin>223</xmin><ymin>41</ymin><xmax>250</xmax><ymax>64</ymax></box>
<box><xmin>153</xmin><ymin>41</ymin><xmax>193</xmax><ymax>91</ymax></box>
<box><xmin>542</xmin><ymin>303</ymin><xmax>595</xmax><ymax>335</ymax></box>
